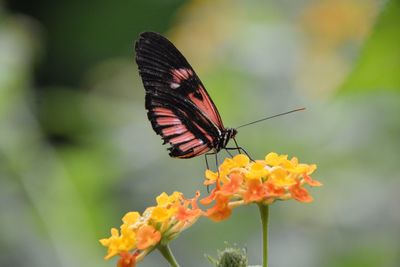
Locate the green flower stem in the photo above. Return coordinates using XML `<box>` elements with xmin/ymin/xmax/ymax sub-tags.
<box><xmin>157</xmin><ymin>244</ymin><xmax>180</xmax><ymax>267</ymax></box>
<box><xmin>258</xmin><ymin>204</ymin><xmax>269</xmax><ymax>267</ymax></box>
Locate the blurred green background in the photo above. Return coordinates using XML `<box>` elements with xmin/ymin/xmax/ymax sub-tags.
<box><xmin>1</xmin><ymin>0</ymin><xmax>399</xmax><ymax>266</ymax></box>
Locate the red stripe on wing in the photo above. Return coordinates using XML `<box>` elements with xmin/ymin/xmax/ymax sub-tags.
<box><xmin>169</xmin><ymin>132</ymin><xmax>196</xmax><ymax>144</ymax></box>
<box><xmin>161</xmin><ymin>125</ymin><xmax>187</xmax><ymax>136</ymax></box>
<box><xmin>178</xmin><ymin>144</ymin><xmax>210</xmax><ymax>158</ymax></box>
<box><xmin>150</xmin><ymin>105</ymin><xmax>214</xmax><ymax>158</ymax></box>
<box><xmin>192</xmin><ymin>121</ymin><xmax>214</xmax><ymax>143</ymax></box>
<box><xmin>179</xmin><ymin>139</ymin><xmax>204</xmax><ymax>152</ymax></box>
<box><xmin>187</xmin><ymin>85</ymin><xmax>224</xmax><ymax>129</ymax></box>
<box><xmin>153</xmin><ymin>107</ymin><xmax>175</xmax><ymax>116</ymax></box>
<box><xmin>172</xmin><ymin>68</ymin><xmax>193</xmax><ymax>83</ymax></box>
<box><xmin>156</xmin><ymin>117</ymin><xmax>181</xmax><ymax>126</ymax></box>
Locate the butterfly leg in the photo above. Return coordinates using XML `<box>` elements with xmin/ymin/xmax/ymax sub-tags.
<box><xmin>233</xmin><ymin>138</ymin><xmax>241</xmax><ymax>154</ymax></box>
<box><xmin>205</xmin><ymin>152</ymin><xmax>218</xmax><ymax>170</ymax></box>
<box><xmin>204</xmin><ymin>153</ymin><xmax>213</xmax><ymax>193</ymax></box>
<box><xmin>215</xmin><ymin>152</ymin><xmax>219</xmax><ymax>171</ymax></box>
<box><xmin>238</xmin><ymin>146</ymin><xmax>255</xmax><ymax>162</ymax></box>
<box><xmin>231</xmin><ymin>138</ymin><xmax>255</xmax><ymax>161</ymax></box>
<box><xmin>204</xmin><ymin>151</ymin><xmax>219</xmax><ymax>193</ymax></box>
<box><xmin>225</xmin><ymin>146</ymin><xmax>255</xmax><ymax>162</ymax></box>
<box><xmin>225</xmin><ymin>149</ymin><xmax>234</xmax><ymax>158</ymax></box>
<box><xmin>214</xmin><ymin>152</ymin><xmax>220</xmax><ymax>186</ymax></box>
<box><xmin>205</xmin><ymin>154</ymin><xmax>210</xmax><ymax>170</ymax></box>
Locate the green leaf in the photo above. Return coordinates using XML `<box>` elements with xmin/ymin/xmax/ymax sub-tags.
<box><xmin>339</xmin><ymin>0</ymin><xmax>400</xmax><ymax>93</ymax></box>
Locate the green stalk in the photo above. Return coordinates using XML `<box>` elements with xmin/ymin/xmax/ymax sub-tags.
<box><xmin>157</xmin><ymin>244</ymin><xmax>180</xmax><ymax>267</ymax></box>
<box><xmin>258</xmin><ymin>204</ymin><xmax>269</xmax><ymax>267</ymax></box>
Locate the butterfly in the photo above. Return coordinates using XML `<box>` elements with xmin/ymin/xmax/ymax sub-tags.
<box><xmin>135</xmin><ymin>32</ymin><xmax>240</xmax><ymax>160</ymax></box>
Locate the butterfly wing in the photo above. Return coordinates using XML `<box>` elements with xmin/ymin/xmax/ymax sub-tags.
<box><xmin>135</xmin><ymin>32</ymin><xmax>225</xmax><ymax>158</ymax></box>
<box><xmin>145</xmin><ymin>92</ymin><xmax>219</xmax><ymax>158</ymax></box>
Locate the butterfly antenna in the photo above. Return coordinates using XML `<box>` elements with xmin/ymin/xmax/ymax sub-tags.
<box><xmin>235</xmin><ymin>108</ymin><xmax>306</xmax><ymax>129</ymax></box>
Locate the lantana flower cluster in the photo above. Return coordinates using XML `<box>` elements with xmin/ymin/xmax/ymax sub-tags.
<box><xmin>201</xmin><ymin>153</ymin><xmax>321</xmax><ymax>221</ymax></box>
<box><xmin>100</xmin><ymin>191</ymin><xmax>202</xmax><ymax>266</ymax></box>
<box><xmin>100</xmin><ymin>152</ymin><xmax>321</xmax><ymax>266</ymax></box>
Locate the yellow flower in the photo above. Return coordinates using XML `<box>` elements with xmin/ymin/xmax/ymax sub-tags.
<box><xmin>151</xmin><ymin>206</ymin><xmax>174</xmax><ymax>223</ymax></box>
<box><xmin>156</xmin><ymin>191</ymin><xmax>182</xmax><ymax>207</ymax></box>
<box><xmin>245</xmin><ymin>162</ymin><xmax>269</xmax><ymax>180</ymax></box>
<box><xmin>100</xmin><ymin>228</ymin><xmax>136</xmax><ymax>260</ymax></box>
<box><xmin>265</xmin><ymin>152</ymin><xmax>288</xmax><ymax>166</ymax></box>
<box><xmin>156</xmin><ymin>192</ymin><xmax>170</xmax><ymax>206</ymax></box>
<box><xmin>100</xmin><ymin>191</ymin><xmax>202</xmax><ymax>264</ymax></box>
<box><xmin>232</xmin><ymin>154</ymin><xmax>250</xmax><ymax>167</ymax></box>
<box><xmin>123</xmin><ymin>212</ymin><xmax>140</xmax><ymax>225</ymax></box>
<box><xmin>101</xmin><ymin>152</ymin><xmax>321</xmax><ymax>265</ymax></box>
<box><xmin>169</xmin><ymin>191</ymin><xmax>182</xmax><ymax>203</ymax></box>
<box><xmin>202</xmin><ymin>152</ymin><xmax>321</xmax><ymax>221</ymax></box>
<box><xmin>269</xmin><ymin>167</ymin><xmax>296</xmax><ymax>187</ymax></box>
<box><xmin>205</xmin><ymin>169</ymin><xmax>219</xmax><ymax>184</ymax></box>
<box><xmin>220</xmin><ymin>158</ymin><xmax>237</xmax><ymax>170</ymax></box>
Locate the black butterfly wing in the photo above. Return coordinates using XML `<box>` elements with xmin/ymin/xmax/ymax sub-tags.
<box><xmin>135</xmin><ymin>32</ymin><xmax>225</xmax><ymax>158</ymax></box>
<box><xmin>145</xmin><ymin>92</ymin><xmax>215</xmax><ymax>158</ymax></box>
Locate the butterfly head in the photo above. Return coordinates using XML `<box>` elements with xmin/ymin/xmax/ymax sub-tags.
<box><xmin>227</xmin><ymin>128</ymin><xmax>238</xmax><ymax>139</ymax></box>
<box><xmin>219</xmin><ymin>128</ymin><xmax>238</xmax><ymax>150</ymax></box>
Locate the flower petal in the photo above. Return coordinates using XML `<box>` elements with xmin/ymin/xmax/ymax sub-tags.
<box><xmin>289</xmin><ymin>183</ymin><xmax>313</xmax><ymax>203</ymax></box>
<box><xmin>136</xmin><ymin>225</ymin><xmax>161</xmax><ymax>250</ymax></box>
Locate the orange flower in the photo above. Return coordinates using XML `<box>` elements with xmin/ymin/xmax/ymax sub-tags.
<box><xmin>219</xmin><ymin>172</ymin><xmax>243</xmax><ymax>196</ymax></box>
<box><xmin>176</xmin><ymin>205</ymin><xmax>201</xmax><ymax>222</ymax></box>
<box><xmin>101</xmin><ymin>152</ymin><xmax>321</xmax><ymax>265</ymax></box>
<box><xmin>303</xmin><ymin>173</ymin><xmax>322</xmax><ymax>187</ymax></box>
<box><xmin>243</xmin><ymin>179</ymin><xmax>267</xmax><ymax>203</ymax></box>
<box><xmin>176</xmin><ymin>191</ymin><xmax>202</xmax><ymax>222</ymax></box>
<box><xmin>205</xmin><ymin>195</ymin><xmax>232</xmax><ymax>222</ymax></box>
<box><xmin>265</xmin><ymin>182</ymin><xmax>286</xmax><ymax>197</ymax></box>
<box><xmin>100</xmin><ymin>191</ymin><xmax>203</xmax><ymax>264</ymax></box>
<box><xmin>117</xmin><ymin>252</ymin><xmax>137</xmax><ymax>267</ymax></box>
<box><xmin>201</xmin><ymin>153</ymin><xmax>321</xmax><ymax>222</ymax></box>
<box><xmin>136</xmin><ymin>225</ymin><xmax>161</xmax><ymax>250</ymax></box>
<box><xmin>289</xmin><ymin>183</ymin><xmax>313</xmax><ymax>203</ymax></box>
<box><xmin>200</xmin><ymin>188</ymin><xmax>218</xmax><ymax>206</ymax></box>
